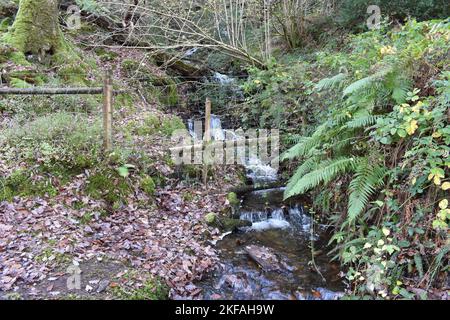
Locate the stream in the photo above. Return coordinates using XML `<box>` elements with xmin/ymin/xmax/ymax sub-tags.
<box><xmin>189</xmin><ymin>114</ymin><xmax>344</xmax><ymax>300</ymax></box>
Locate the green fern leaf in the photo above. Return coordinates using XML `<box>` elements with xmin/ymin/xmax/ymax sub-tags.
<box><xmin>346</xmin><ymin>115</ymin><xmax>381</xmax><ymax>129</ymax></box>
<box><xmin>285</xmin><ymin>157</ymin><xmax>358</xmax><ymax>199</ymax></box>
<box><xmin>315</xmin><ymin>73</ymin><xmax>348</xmax><ymax>91</ymax></box>
<box><xmin>347</xmin><ymin>159</ymin><xmax>387</xmax><ymax>221</ymax></box>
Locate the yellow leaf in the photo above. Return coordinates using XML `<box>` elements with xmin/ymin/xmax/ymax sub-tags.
<box><xmin>439</xmin><ymin>199</ymin><xmax>448</xmax><ymax>210</ymax></box>
<box><xmin>411</xmin><ymin>177</ymin><xmax>417</xmax><ymax>185</ymax></box>
<box><xmin>432</xmin><ymin>132</ymin><xmax>442</xmax><ymax>138</ymax></box>
<box><xmin>434</xmin><ymin>176</ymin><xmax>442</xmax><ymax>186</ymax></box>
<box><xmin>411</xmin><ymin>105</ymin><xmax>421</xmax><ymax>113</ymax></box>
<box><xmin>382</xmin><ymin>227</ymin><xmax>390</xmax><ymax>236</ymax></box>
<box><xmin>442</xmin><ymin>182</ymin><xmax>450</xmax><ymax>191</ymax></box>
<box><xmin>406</xmin><ymin>120</ymin><xmax>418</xmax><ymax>135</ymax></box>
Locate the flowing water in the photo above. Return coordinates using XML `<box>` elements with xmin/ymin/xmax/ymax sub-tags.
<box><xmin>190</xmin><ymin>116</ymin><xmax>344</xmax><ymax>300</ymax></box>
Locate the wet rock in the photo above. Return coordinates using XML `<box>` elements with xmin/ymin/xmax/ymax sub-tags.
<box><xmin>315</xmin><ymin>288</ymin><xmax>344</xmax><ymax>300</ymax></box>
<box><xmin>96</xmin><ymin>279</ymin><xmax>110</xmax><ymax>293</ymax></box>
<box><xmin>205</xmin><ymin>213</ymin><xmax>251</xmax><ymax>232</ymax></box>
<box><xmin>244</xmin><ymin>245</ymin><xmax>284</xmax><ymax>272</ymax></box>
<box><xmin>220</xmin><ymin>218</ymin><xmax>251</xmax><ymax>232</ymax></box>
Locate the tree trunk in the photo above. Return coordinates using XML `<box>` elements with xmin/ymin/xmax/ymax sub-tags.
<box><xmin>7</xmin><ymin>0</ymin><xmax>62</xmax><ymax>56</ymax></box>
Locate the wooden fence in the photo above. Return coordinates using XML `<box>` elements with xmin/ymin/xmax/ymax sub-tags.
<box><xmin>0</xmin><ymin>70</ymin><xmax>117</xmax><ymax>151</ymax></box>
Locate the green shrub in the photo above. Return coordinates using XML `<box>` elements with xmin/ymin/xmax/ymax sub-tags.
<box><xmin>337</xmin><ymin>0</ymin><xmax>450</xmax><ymax>30</ymax></box>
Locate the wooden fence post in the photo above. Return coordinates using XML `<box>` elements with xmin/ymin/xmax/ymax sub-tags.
<box><xmin>103</xmin><ymin>69</ymin><xmax>113</xmax><ymax>151</ymax></box>
<box><xmin>203</xmin><ymin>98</ymin><xmax>212</xmax><ymax>186</ymax></box>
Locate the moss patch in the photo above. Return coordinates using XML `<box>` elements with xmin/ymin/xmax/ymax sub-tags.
<box><xmin>112</xmin><ymin>278</ymin><xmax>169</xmax><ymax>300</ymax></box>
<box><xmin>140</xmin><ymin>175</ymin><xmax>156</xmax><ymax>196</ymax></box>
<box><xmin>85</xmin><ymin>169</ymin><xmax>133</xmax><ymax>206</ymax></box>
<box><xmin>3</xmin><ymin>0</ymin><xmax>61</xmax><ymax>56</ymax></box>
<box><xmin>0</xmin><ymin>169</ymin><xmax>58</xmax><ymax>201</ymax></box>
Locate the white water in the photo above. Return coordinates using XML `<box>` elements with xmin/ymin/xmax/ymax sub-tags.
<box><xmin>187</xmin><ymin>115</ymin><xmax>314</xmax><ymax>234</ymax></box>
<box><xmin>213</xmin><ymin>72</ymin><xmax>235</xmax><ymax>85</ymax></box>
<box><xmin>239</xmin><ymin>205</ymin><xmax>315</xmax><ymax>233</ymax></box>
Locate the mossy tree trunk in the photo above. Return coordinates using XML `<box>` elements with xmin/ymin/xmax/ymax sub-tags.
<box><xmin>7</xmin><ymin>0</ymin><xmax>62</xmax><ymax>57</ymax></box>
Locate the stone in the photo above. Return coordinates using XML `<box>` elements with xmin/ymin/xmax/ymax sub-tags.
<box><xmin>96</xmin><ymin>279</ymin><xmax>110</xmax><ymax>293</ymax></box>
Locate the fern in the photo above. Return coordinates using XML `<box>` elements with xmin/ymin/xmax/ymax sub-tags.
<box><xmin>346</xmin><ymin>115</ymin><xmax>381</xmax><ymax>129</ymax></box>
<box><xmin>284</xmin><ymin>157</ymin><xmax>320</xmax><ymax>193</ymax></box>
<box><xmin>284</xmin><ymin>157</ymin><xmax>358</xmax><ymax>199</ymax></box>
<box><xmin>347</xmin><ymin>159</ymin><xmax>387</xmax><ymax>222</ymax></box>
<box><xmin>281</xmin><ymin>122</ymin><xmax>328</xmax><ymax>161</ymax></box>
<box><xmin>343</xmin><ymin>67</ymin><xmax>392</xmax><ymax>97</ymax></box>
<box><xmin>315</xmin><ymin>73</ymin><xmax>348</xmax><ymax>91</ymax></box>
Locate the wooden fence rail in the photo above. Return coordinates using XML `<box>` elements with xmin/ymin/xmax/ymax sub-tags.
<box><xmin>0</xmin><ymin>70</ymin><xmax>117</xmax><ymax>151</ymax></box>
<box><xmin>0</xmin><ymin>87</ymin><xmax>103</xmax><ymax>95</ymax></box>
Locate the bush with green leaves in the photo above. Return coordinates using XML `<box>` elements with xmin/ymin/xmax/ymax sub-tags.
<box><xmin>280</xmin><ymin>19</ymin><xmax>449</xmax><ymax>297</ymax></box>
<box><xmin>337</xmin><ymin>0</ymin><xmax>450</xmax><ymax>30</ymax></box>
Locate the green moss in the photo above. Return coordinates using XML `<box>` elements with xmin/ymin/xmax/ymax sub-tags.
<box><xmin>9</xmin><ymin>77</ymin><xmax>30</xmax><ymax>88</ymax></box>
<box><xmin>0</xmin><ymin>17</ymin><xmax>12</xmax><ymax>32</ymax></box>
<box><xmin>34</xmin><ymin>247</ymin><xmax>71</xmax><ymax>264</ymax></box>
<box><xmin>204</xmin><ymin>212</ymin><xmax>251</xmax><ymax>231</ymax></box>
<box><xmin>3</xmin><ymin>0</ymin><xmax>61</xmax><ymax>55</ymax></box>
<box><xmin>94</xmin><ymin>48</ymin><xmax>119</xmax><ymax>62</ymax></box>
<box><xmin>205</xmin><ymin>212</ymin><xmax>217</xmax><ymax>225</ymax></box>
<box><xmin>227</xmin><ymin>192</ymin><xmax>240</xmax><ymax>206</ymax></box>
<box><xmin>8</xmin><ymin>51</ymin><xmax>28</xmax><ymax>65</ymax></box>
<box><xmin>112</xmin><ymin>278</ymin><xmax>169</xmax><ymax>300</ymax></box>
<box><xmin>121</xmin><ymin>59</ymin><xmax>139</xmax><ymax>72</ymax></box>
<box><xmin>85</xmin><ymin>169</ymin><xmax>132</xmax><ymax>205</ymax></box>
<box><xmin>160</xmin><ymin>116</ymin><xmax>185</xmax><ymax>136</ymax></box>
<box><xmin>140</xmin><ymin>175</ymin><xmax>156</xmax><ymax>196</ymax></box>
<box><xmin>0</xmin><ymin>169</ymin><xmax>58</xmax><ymax>201</ymax></box>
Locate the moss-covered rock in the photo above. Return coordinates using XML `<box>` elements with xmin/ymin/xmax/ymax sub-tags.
<box><xmin>227</xmin><ymin>192</ymin><xmax>240</xmax><ymax>206</ymax></box>
<box><xmin>205</xmin><ymin>212</ymin><xmax>251</xmax><ymax>232</ymax></box>
<box><xmin>205</xmin><ymin>212</ymin><xmax>217</xmax><ymax>225</ymax></box>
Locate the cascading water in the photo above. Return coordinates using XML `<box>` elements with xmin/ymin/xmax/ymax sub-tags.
<box><xmin>192</xmin><ymin>113</ymin><xmax>343</xmax><ymax>300</ymax></box>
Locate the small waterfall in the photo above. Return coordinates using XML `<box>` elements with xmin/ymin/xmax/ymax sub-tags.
<box><xmin>240</xmin><ymin>208</ymin><xmax>290</xmax><ymax>231</ymax></box>
<box><xmin>245</xmin><ymin>156</ymin><xmax>278</xmax><ymax>186</ymax></box>
<box><xmin>187</xmin><ymin>114</ymin><xmax>314</xmax><ymax>234</ymax></box>
<box><xmin>288</xmin><ymin>205</ymin><xmax>312</xmax><ymax>233</ymax></box>
<box><xmin>183</xmin><ymin>47</ymin><xmax>199</xmax><ymax>58</ymax></box>
<box><xmin>187</xmin><ymin>119</ymin><xmax>197</xmax><ymax>140</ymax></box>
<box><xmin>213</xmin><ymin>72</ymin><xmax>235</xmax><ymax>85</ymax></box>
<box><xmin>187</xmin><ymin>115</ymin><xmax>225</xmax><ymax>141</ymax></box>
<box><xmin>210</xmin><ymin>115</ymin><xmax>225</xmax><ymax>141</ymax></box>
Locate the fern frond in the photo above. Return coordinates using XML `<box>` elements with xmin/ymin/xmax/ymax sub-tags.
<box><xmin>346</xmin><ymin>115</ymin><xmax>381</xmax><ymax>129</ymax></box>
<box><xmin>343</xmin><ymin>67</ymin><xmax>392</xmax><ymax>97</ymax></box>
<box><xmin>285</xmin><ymin>157</ymin><xmax>320</xmax><ymax>193</ymax></box>
<box><xmin>284</xmin><ymin>157</ymin><xmax>358</xmax><ymax>199</ymax></box>
<box><xmin>281</xmin><ymin>123</ymin><xmax>328</xmax><ymax>161</ymax></box>
<box><xmin>347</xmin><ymin>159</ymin><xmax>388</xmax><ymax>222</ymax></box>
<box><xmin>315</xmin><ymin>73</ymin><xmax>348</xmax><ymax>92</ymax></box>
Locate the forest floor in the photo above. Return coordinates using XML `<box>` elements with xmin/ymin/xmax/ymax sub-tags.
<box><xmin>0</xmin><ymin>45</ymin><xmax>243</xmax><ymax>300</ymax></box>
